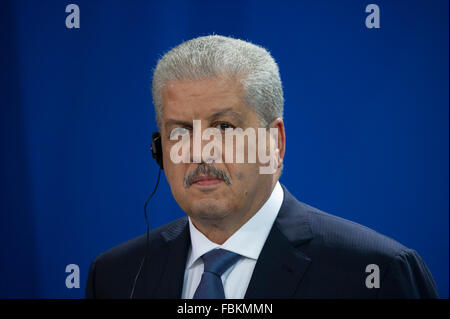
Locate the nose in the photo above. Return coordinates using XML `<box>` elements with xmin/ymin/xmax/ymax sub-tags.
<box><xmin>191</xmin><ymin>120</ymin><xmax>223</xmax><ymax>165</ymax></box>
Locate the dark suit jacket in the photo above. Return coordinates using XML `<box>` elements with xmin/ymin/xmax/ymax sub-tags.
<box><xmin>86</xmin><ymin>186</ymin><xmax>438</xmax><ymax>298</ymax></box>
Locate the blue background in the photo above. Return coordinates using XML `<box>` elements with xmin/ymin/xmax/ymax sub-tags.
<box><xmin>1</xmin><ymin>0</ymin><xmax>448</xmax><ymax>298</ymax></box>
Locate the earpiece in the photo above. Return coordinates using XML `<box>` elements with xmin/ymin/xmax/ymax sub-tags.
<box><xmin>130</xmin><ymin>132</ymin><xmax>163</xmax><ymax>298</ymax></box>
<box><xmin>151</xmin><ymin>132</ymin><xmax>163</xmax><ymax>170</ymax></box>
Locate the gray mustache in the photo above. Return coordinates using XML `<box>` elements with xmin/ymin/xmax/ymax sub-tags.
<box><xmin>184</xmin><ymin>164</ymin><xmax>232</xmax><ymax>188</ymax></box>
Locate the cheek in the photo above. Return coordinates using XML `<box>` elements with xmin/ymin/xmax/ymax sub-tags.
<box><xmin>165</xmin><ymin>164</ymin><xmax>190</xmax><ymax>207</ymax></box>
<box><xmin>164</xmin><ymin>162</ymin><xmax>186</xmax><ymax>188</ymax></box>
<box><xmin>228</xmin><ymin>163</ymin><xmax>260</xmax><ymax>184</ymax></box>
<box><xmin>224</xmin><ymin>163</ymin><xmax>244</xmax><ymax>182</ymax></box>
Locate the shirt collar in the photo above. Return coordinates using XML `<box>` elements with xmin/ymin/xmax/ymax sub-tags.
<box><xmin>186</xmin><ymin>181</ymin><xmax>284</xmax><ymax>269</ymax></box>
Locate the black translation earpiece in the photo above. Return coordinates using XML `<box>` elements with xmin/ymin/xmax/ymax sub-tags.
<box><xmin>129</xmin><ymin>132</ymin><xmax>163</xmax><ymax>298</ymax></box>
<box><xmin>151</xmin><ymin>132</ymin><xmax>163</xmax><ymax>170</ymax></box>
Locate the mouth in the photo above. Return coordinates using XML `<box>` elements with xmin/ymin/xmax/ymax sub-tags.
<box><xmin>191</xmin><ymin>175</ymin><xmax>224</xmax><ymax>187</ymax></box>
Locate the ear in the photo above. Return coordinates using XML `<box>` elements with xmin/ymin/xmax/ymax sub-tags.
<box><xmin>269</xmin><ymin>118</ymin><xmax>286</xmax><ymax>169</ymax></box>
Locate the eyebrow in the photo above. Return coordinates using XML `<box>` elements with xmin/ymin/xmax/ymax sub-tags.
<box><xmin>164</xmin><ymin>119</ymin><xmax>192</xmax><ymax>131</ymax></box>
<box><xmin>207</xmin><ymin>108</ymin><xmax>243</xmax><ymax>122</ymax></box>
<box><xmin>164</xmin><ymin>108</ymin><xmax>243</xmax><ymax>131</ymax></box>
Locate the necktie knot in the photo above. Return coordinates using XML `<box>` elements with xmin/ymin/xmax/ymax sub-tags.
<box><xmin>193</xmin><ymin>248</ymin><xmax>241</xmax><ymax>299</ymax></box>
<box><xmin>201</xmin><ymin>248</ymin><xmax>241</xmax><ymax>276</ymax></box>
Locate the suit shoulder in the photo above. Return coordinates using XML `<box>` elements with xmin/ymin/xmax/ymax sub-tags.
<box><xmin>86</xmin><ymin>217</ymin><xmax>188</xmax><ymax>298</ymax></box>
<box><xmin>93</xmin><ymin>217</ymin><xmax>188</xmax><ymax>265</ymax></box>
<box><xmin>301</xmin><ymin>201</ymin><xmax>409</xmax><ymax>258</ymax></box>
<box><xmin>278</xmin><ymin>187</ymin><xmax>409</xmax><ymax>261</ymax></box>
<box><xmin>276</xmin><ymin>187</ymin><xmax>438</xmax><ymax>298</ymax></box>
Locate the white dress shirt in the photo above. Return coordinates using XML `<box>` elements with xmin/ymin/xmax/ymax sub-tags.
<box><xmin>181</xmin><ymin>181</ymin><xmax>284</xmax><ymax>299</ymax></box>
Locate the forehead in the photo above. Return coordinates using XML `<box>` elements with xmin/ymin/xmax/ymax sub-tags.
<box><xmin>161</xmin><ymin>76</ymin><xmax>245</xmax><ymax>119</ymax></box>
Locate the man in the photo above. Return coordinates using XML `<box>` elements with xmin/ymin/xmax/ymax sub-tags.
<box><xmin>86</xmin><ymin>35</ymin><xmax>438</xmax><ymax>298</ymax></box>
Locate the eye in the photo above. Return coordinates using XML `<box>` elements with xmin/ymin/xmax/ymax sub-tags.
<box><xmin>170</xmin><ymin>127</ymin><xmax>190</xmax><ymax>139</ymax></box>
<box><xmin>215</xmin><ymin>122</ymin><xmax>235</xmax><ymax>132</ymax></box>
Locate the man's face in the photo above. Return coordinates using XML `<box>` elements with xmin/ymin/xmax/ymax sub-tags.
<box><xmin>160</xmin><ymin>76</ymin><xmax>283</xmax><ymax>228</ymax></box>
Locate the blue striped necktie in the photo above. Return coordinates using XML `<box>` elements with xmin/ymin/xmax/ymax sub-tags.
<box><xmin>193</xmin><ymin>248</ymin><xmax>241</xmax><ymax>299</ymax></box>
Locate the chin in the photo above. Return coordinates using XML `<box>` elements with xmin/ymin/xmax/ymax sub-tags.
<box><xmin>190</xmin><ymin>200</ymin><xmax>232</xmax><ymax>220</ymax></box>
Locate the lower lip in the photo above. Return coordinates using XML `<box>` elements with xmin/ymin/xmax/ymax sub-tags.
<box><xmin>194</xmin><ymin>179</ymin><xmax>223</xmax><ymax>186</ymax></box>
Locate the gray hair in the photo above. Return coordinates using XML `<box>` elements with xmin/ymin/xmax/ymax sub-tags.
<box><xmin>152</xmin><ymin>35</ymin><xmax>284</xmax><ymax>129</ymax></box>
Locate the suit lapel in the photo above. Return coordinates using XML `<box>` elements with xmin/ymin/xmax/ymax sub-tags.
<box><xmin>142</xmin><ymin>217</ymin><xmax>191</xmax><ymax>298</ymax></box>
<box><xmin>245</xmin><ymin>185</ymin><xmax>314</xmax><ymax>298</ymax></box>
<box><xmin>244</xmin><ymin>225</ymin><xmax>311</xmax><ymax>298</ymax></box>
